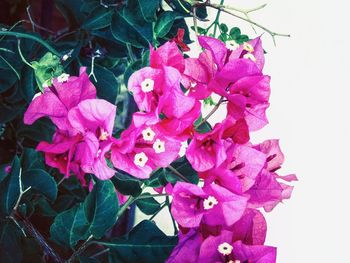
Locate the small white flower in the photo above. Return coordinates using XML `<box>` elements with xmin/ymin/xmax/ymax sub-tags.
<box><xmin>96</xmin><ymin>149</ymin><xmax>102</xmax><ymax>158</ymax></box>
<box><xmin>141</xmin><ymin>78</ymin><xmax>154</xmax><ymax>93</ymax></box>
<box><xmin>203</xmin><ymin>196</ymin><xmax>218</xmax><ymax>210</ymax></box>
<box><xmin>62</xmin><ymin>54</ymin><xmax>70</xmax><ymax>61</ymax></box>
<box><xmin>153</xmin><ymin>139</ymin><xmax>165</xmax><ymax>153</ymax></box>
<box><xmin>243</xmin><ymin>53</ymin><xmax>257</xmax><ymax>62</ymax></box>
<box><xmin>243</xmin><ymin>42</ymin><xmax>254</xmax><ymax>53</ymax></box>
<box><xmin>142</xmin><ymin>127</ymin><xmax>156</xmax><ymax>141</ymax></box>
<box><xmin>178</xmin><ymin>141</ymin><xmax>188</xmax><ymax>157</ymax></box>
<box><xmin>190</xmin><ymin>81</ymin><xmax>197</xmax><ymax>88</ymax></box>
<box><xmin>99</xmin><ymin>130</ymin><xmax>109</xmax><ymax>141</ymax></box>
<box><xmin>226</xmin><ymin>40</ymin><xmax>239</xmax><ymax>51</ymax></box>
<box><xmin>217</xmin><ymin>242</ymin><xmax>233</xmax><ymax>256</ymax></box>
<box><xmin>134</xmin><ymin>152</ymin><xmax>148</xmax><ymax>167</ymax></box>
<box><xmin>57</xmin><ymin>73</ymin><xmax>70</xmax><ymax>83</ymax></box>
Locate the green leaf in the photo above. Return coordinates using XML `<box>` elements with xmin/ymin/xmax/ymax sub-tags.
<box><xmin>220</xmin><ymin>23</ymin><xmax>228</xmax><ymax>33</ymax></box>
<box><xmin>84</xmin><ymin>179</ymin><xmax>119</xmax><ymax>238</ymax></box>
<box><xmin>19</xmin><ymin>66</ymin><xmax>35</xmax><ymax>102</ymax></box>
<box><xmin>100</xmin><ymin>220</ymin><xmax>178</xmax><ymax>263</ymax></box>
<box><xmin>0</xmin><ymin>220</ymin><xmax>22</xmax><ymax>263</ymax></box>
<box><xmin>111</xmin><ymin>11</ymin><xmax>152</xmax><ymax>48</ymax></box>
<box><xmin>129</xmin><ymin>0</ymin><xmax>160</xmax><ymax>22</ymax></box>
<box><xmin>237</xmin><ymin>34</ymin><xmax>249</xmax><ymax>44</ymax></box>
<box><xmin>82</xmin><ymin>9</ymin><xmax>113</xmax><ymax>30</ymax></box>
<box><xmin>50</xmin><ymin>203</ymin><xmax>89</xmax><ymax>247</ymax></box>
<box><xmin>190</xmin><ymin>26</ymin><xmax>206</xmax><ymax>34</ymax></box>
<box><xmin>31</xmin><ymin>52</ymin><xmax>64</xmax><ymax>91</ymax></box>
<box><xmin>51</xmin><ymin>179</ymin><xmax>119</xmax><ymax>246</ymax></box>
<box><xmin>0</xmin><ymin>156</ymin><xmax>20</xmax><ymax>216</ymax></box>
<box><xmin>90</xmin><ymin>64</ymin><xmax>120</xmax><ymax>104</ymax></box>
<box><xmin>113</xmin><ymin>171</ymin><xmax>142</xmax><ymax>197</ymax></box>
<box><xmin>22</xmin><ymin>169</ymin><xmax>58</xmax><ymax>201</ymax></box>
<box><xmin>229</xmin><ymin>27</ymin><xmax>241</xmax><ymax>39</ymax></box>
<box><xmin>169</xmin><ymin>157</ymin><xmax>199</xmax><ymax>185</ymax></box>
<box><xmin>136</xmin><ymin>193</ymin><xmax>161</xmax><ymax>215</ymax></box>
<box><xmin>154</xmin><ymin>11</ymin><xmax>176</xmax><ymax>38</ymax></box>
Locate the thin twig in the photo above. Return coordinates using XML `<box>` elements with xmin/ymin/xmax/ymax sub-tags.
<box><xmin>149</xmin><ymin>203</ymin><xmax>167</xmax><ymax>221</ymax></box>
<box><xmin>195</xmin><ymin>96</ymin><xmax>224</xmax><ymax>128</ymax></box>
<box><xmin>17</xmin><ymin>39</ymin><xmax>35</xmax><ymax>69</ymax></box>
<box><xmin>67</xmin><ymin>235</ymin><xmax>94</xmax><ymax>263</ymax></box>
<box><xmin>192</xmin><ymin>6</ymin><xmax>199</xmax><ymax>37</ymax></box>
<box><xmin>168</xmin><ymin>165</ymin><xmax>190</xmax><ymax>182</ymax></box>
<box><xmin>206</xmin><ymin>3</ymin><xmax>290</xmax><ymax>45</ymax></box>
<box><xmin>27</xmin><ymin>6</ymin><xmax>55</xmax><ymax>34</ymax></box>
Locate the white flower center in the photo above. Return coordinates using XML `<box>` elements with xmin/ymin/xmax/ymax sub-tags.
<box><xmin>141</xmin><ymin>78</ymin><xmax>154</xmax><ymax>93</ymax></box>
<box><xmin>62</xmin><ymin>54</ymin><xmax>70</xmax><ymax>61</ymax></box>
<box><xmin>243</xmin><ymin>53</ymin><xmax>257</xmax><ymax>62</ymax></box>
<box><xmin>142</xmin><ymin>127</ymin><xmax>156</xmax><ymax>141</ymax></box>
<box><xmin>99</xmin><ymin>130</ymin><xmax>109</xmax><ymax>141</ymax></box>
<box><xmin>134</xmin><ymin>152</ymin><xmax>148</xmax><ymax>167</ymax></box>
<box><xmin>57</xmin><ymin>73</ymin><xmax>70</xmax><ymax>83</ymax></box>
<box><xmin>217</xmin><ymin>242</ymin><xmax>233</xmax><ymax>256</ymax></box>
<box><xmin>226</xmin><ymin>40</ymin><xmax>239</xmax><ymax>51</ymax></box>
<box><xmin>179</xmin><ymin>141</ymin><xmax>188</xmax><ymax>157</ymax></box>
<box><xmin>96</xmin><ymin>149</ymin><xmax>102</xmax><ymax>158</ymax></box>
<box><xmin>190</xmin><ymin>81</ymin><xmax>197</xmax><ymax>88</ymax></box>
<box><xmin>203</xmin><ymin>196</ymin><xmax>218</xmax><ymax>210</ymax></box>
<box><xmin>153</xmin><ymin>139</ymin><xmax>165</xmax><ymax>153</ymax></box>
<box><xmin>243</xmin><ymin>42</ymin><xmax>254</xmax><ymax>53</ymax></box>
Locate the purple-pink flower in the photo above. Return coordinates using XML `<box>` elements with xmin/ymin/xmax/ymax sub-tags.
<box><xmin>171</xmin><ymin>182</ymin><xmax>248</xmax><ymax>228</ymax></box>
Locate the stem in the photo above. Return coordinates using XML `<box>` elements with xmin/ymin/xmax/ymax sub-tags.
<box><xmin>17</xmin><ymin>40</ymin><xmax>35</xmax><ymax>69</ymax></box>
<box><xmin>0</xmin><ymin>30</ymin><xmax>61</xmax><ymax>56</ymax></box>
<box><xmin>149</xmin><ymin>202</ymin><xmax>167</xmax><ymax>221</ymax></box>
<box><xmin>192</xmin><ymin>6</ymin><xmax>199</xmax><ymax>37</ymax></box>
<box><xmin>126</xmin><ymin>44</ymin><xmax>136</xmax><ymax>63</ymax></box>
<box><xmin>168</xmin><ymin>165</ymin><xmax>190</xmax><ymax>182</ymax></box>
<box><xmin>0</xmin><ymin>55</ymin><xmax>20</xmax><ymax>79</ymax></box>
<box><xmin>195</xmin><ymin>96</ymin><xmax>224</xmax><ymax>128</ymax></box>
<box><xmin>91</xmin><ymin>248</ymin><xmax>110</xmax><ymax>259</ymax></box>
<box><xmin>13</xmin><ymin>168</ymin><xmax>32</xmax><ymax>211</ymax></box>
<box><xmin>206</xmin><ymin>3</ymin><xmax>290</xmax><ymax>45</ymax></box>
<box><xmin>166</xmin><ymin>196</ymin><xmax>178</xmax><ymax>235</ymax></box>
<box><xmin>212</xmin><ymin>0</ymin><xmax>225</xmax><ymax>38</ymax></box>
<box><xmin>67</xmin><ymin>235</ymin><xmax>93</xmax><ymax>263</ymax></box>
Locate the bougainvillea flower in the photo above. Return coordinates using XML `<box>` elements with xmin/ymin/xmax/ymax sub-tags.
<box><xmin>198</xmin><ymin>230</ymin><xmax>276</xmax><ymax>263</ymax></box>
<box><xmin>223</xmin><ymin>144</ymin><xmax>266</xmax><ymax>192</ymax></box>
<box><xmin>198</xmin><ymin>36</ymin><xmax>265</xmax><ymax>71</ymax></box>
<box><xmin>150</xmin><ymin>41</ymin><xmax>185</xmax><ymax>73</ymax></box>
<box><xmin>171</xmin><ymin>182</ymin><xmax>248</xmax><ymax>228</ymax></box>
<box><xmin>67</xmin><ymin>99</ymin><xmax>116</xmax><ymax>180</ymax></box>
<box><xmin>200</xmin><ymin>168</ymin><xmax>243</xmax><ymax>195</ymax></box>
<box><xmin>128</xmin><ymin>66</ymin><xmax>195</xmax><ymax>119</ymax></box>
<box><xmin>245</xmin><ymin>140</ymin><xmax>297</xmax><ymax>212</ymax></box>
<box><xmin>182</xmin><ymin>51</ymin><xmax>216</xmax><ymax>99</ymax></box>
<box><xmin>24</xmin><ymin>67</ymin><xmax>96</xmax><ymax>131</ymax></box>
<box><xmin>172</xmin><ymin>28</ymin><xmax>191</xmax><ymax>52</ymax></box>
<box><xmin>229</xmin><ymin>208</ymin><xmax>267</xmax><ymax>245</ymax></box>
<box><xmin>111</xmin><ymin>116</ymin><xmax>181</xmax><ymax>179</ymax></box>
<box><xmin>228</xmin><ymin>37</ymin><xmax>265</xmax><ymax>70</ymax></box>
<box><xmin>166</xmin><ymin>229</ymin><xmax>202</xmax><ymax>263</ymax></box>
<box><xmin>37</xmin><ymin>131</ymin><xmax>82</xmax><ymax>178</ymax></box>
<box><xmin>186</xmin><ymin>117</ymin><xmax>249</xmax><ymax>172</ymax></box>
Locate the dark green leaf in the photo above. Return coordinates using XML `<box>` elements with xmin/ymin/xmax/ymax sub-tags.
<box><xmin>113</xmin><ymin>171</ymin><xmax>142</xmax><ymax>197</ymax></box>
<box><xmin>90</xmin><ymin>64</ymin><xmax>120</xmax><ymax>103</ymax></box>
<box><xmin>155</xmin><ymin>12</ymin><xmax>176</xmax><ymax>38</ymax></box>
<box><xmin>169</xmin><ymin>157</ymin><xmax>199</xmax><ymax>185</ymax></box>
<box><xmin>22</xmin><ymin>169</ymin><xmax>58</xmax><ymax>201</ymax></box>
<box><xmin>111</xmin><ymin>11</ymin><xmax>152</xmax><ymax>48</ymax></box>
<box><xmin>0</xmin><ymin>220</ymin><xmax>22</xmax><ymax>263</ymax></box>
<box><xmin>220</xmin><ymin>23</ymin><xmax>228</xmax><ymax>33</ymax></box>
<box><xmin>136</xmin><ymin>193</ymin><xmax>161</xmax><ymax>215</ymax></box>
<box><xmin>84</xmin><ymin>179</ymin><xmax>119</xmax><ymax>238</ymax></box>
<box><xmin>101</xmin><ymin>220</ymin><xmax>178</xmax><ymax>263</ymax></box>
<box><xmin>237</xmin><ymin>34</ymin><xmax>249</xmax><ymax>44</ymax></box>
<box><xmin>0</xmin><ymin>156</ymin><xmax>20</xmax><ymax>216</ymax></box>
<box><xmin>82</xmin><ymin>9</ymin><xmax>113</xmax><ymax>30</ymax></box>
<box><xmin>128</xmin><ymin>0</ymin><xmax>160</xmax><ymax>22</ymax></box>
<box><xmin>229</xmin><ymin>27</ymin><xmax>241</xmax><ymax>39</ymax></box>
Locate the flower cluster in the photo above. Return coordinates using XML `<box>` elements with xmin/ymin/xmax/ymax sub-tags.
<box><xmin>23</xmin><ymin>36</ymin><xmax>296</xmax><ymax>262</ymax></box>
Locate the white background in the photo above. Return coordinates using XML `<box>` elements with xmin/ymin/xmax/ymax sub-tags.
<box><xmin>137</xmin><ymin>1</ymin><xmax>350</xmax><ymax>262</ymax></box>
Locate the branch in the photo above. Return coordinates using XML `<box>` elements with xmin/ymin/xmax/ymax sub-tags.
<box><xmin>206</xmin><ymin>3</ymin><xmax>290</xmax><ymax>45</ymax></box>
<box><xmin>195</xmin><ymin>96</ymin><xmax>224</xmax><ymax>128</ymax></box>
